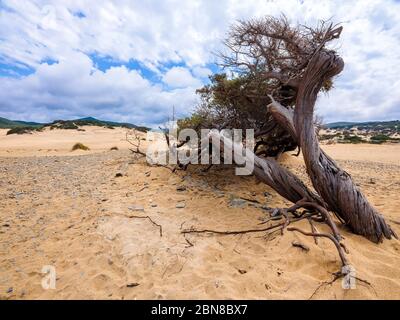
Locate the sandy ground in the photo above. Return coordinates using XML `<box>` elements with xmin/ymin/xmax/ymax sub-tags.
<box><xmin>0</xmin><ymin>126</ymin><xmax>132</xmax><ymax>157</ymax></box>
<box><xmin>0</xmin><ymin>127</ymin><xmax>399</xmax><ymax>299</ymax></box>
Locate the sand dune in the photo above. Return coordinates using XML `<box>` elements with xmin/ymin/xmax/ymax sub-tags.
<box><xmin>0</xmin><ymin>126</ymin><xmax>131</xmax><ymax>157</ymax></box>
<box><xmin>0</xmin><ymin>128</ymin><xmax>399</xmax><ymax>299</ymax></box>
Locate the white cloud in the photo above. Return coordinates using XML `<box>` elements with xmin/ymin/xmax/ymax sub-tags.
<box><xmin>191</xmin><ymin>66</ymin><xmax>212</xmax><ymax>79</ymax></box>
<box><xmin>0</xmin><ymin>51</ymin><xmax>198</xmax><ymax>127</ymax></box>
<box><xmin>1</xmin><ymin>0</ymin><xmax>400</xmax><ymax>124</ymax></box>
<box><xmin>162</xmin><ymin>67</ymin><xmax>202</xmax><ymax>88</ymax></box>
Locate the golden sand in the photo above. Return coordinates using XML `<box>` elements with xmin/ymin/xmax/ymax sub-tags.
<box><xmin>0</xmin><ymin>127</ymin><xmax>399</xmax><ymax>299</ymax></box>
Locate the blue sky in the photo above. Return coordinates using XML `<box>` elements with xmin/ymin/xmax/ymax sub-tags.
<box><xmin>0</xmin><ymin>0</ymin><xmax>400</xmax><ymax>127</ymax></box>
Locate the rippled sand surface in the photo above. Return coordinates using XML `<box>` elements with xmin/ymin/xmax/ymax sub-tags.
<box><xmin>0</xmin><ymin>127</ymin><xmax>399</xmax><ymax>299</ymax></box>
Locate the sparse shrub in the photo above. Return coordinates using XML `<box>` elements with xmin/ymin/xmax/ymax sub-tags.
<box><xmin>110</xmin><ymin>146</ymin><xmax>119</xmax><ymax>151</ymax></box>
<box><xmin>369</xmin><ymin>140</ymin><xmax>384</xmax><ymax>144</ymax></box>
<box><xmin>369</xmin><ymin>134</ymin><xmax>400</xmax><ymax>144</ymax></box>
<box><xmin>61</xmin><ymin>122</ymin><xmax>79</xmax><ymax>130</ymax></box>
<box><xmin>340</xmin><ymin>135</ymin><xmax>364</xmax><ymax>144</ymax></box>
<box><xmin>135</xmin><ymin>126</ymin><xmax>148</xmax><ymax>133</ymax></box>
<box><xmin>370</xmin><ymin>134</ymin><xmax>390</xmax><ymax>142</ymax></box>
<box><xmin>71</xmin><ymin>143</ymin><xmax>90</xmax><ymax>151</ymax></box>
<box><xmin>6</xmin><ymin>126</ymin><xmax>39</xmax><ymax>135</ymax></box>
<box><xmin>48</xmin><ymin>121</ymin><xmax>78</xmax><ymax>130</ymax></box>
<box><xmin>319</xmin><ymin>133</ymin><xmax>340</xmax><ymax>141</ymax></box>
<box><xmin>42</xmin><ymin>119</ymin><xmax>149</xmax><ymax>132</ymax></box>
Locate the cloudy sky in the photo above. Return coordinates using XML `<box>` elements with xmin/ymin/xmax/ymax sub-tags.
<box><xmin>0</xmin><ymin>0</ymin><xmax>399</xmax><ymax>127</ymax></box>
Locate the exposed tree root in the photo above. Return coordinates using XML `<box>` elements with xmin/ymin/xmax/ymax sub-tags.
<box><xmin>287</xmin><ymin>227</ymin><xmax>348</xmax><ymax>267</ymax></box>
<box><xmin>307</xmin><ymin>217</ymin><xmax>319</xmax><ymax>245</ymax></box>
<box><xmin>182</xmin><ymin>222</ymin><xmax>286</xmax><ymax>236</ymax></box>
<box><xmin>129</xmin><ymin>215</ymin><xmax>163</xmax><ymax>237</ymax></box>
<box><xmin>308</xmin><ymin>269</ymin><xmax>376</xmax><ymax>299</ymax></box>
<box><xmin>182</xmin><ymin>209</ymin><xmax>314</xmax><ymax>236</ymax></box>
<box><xmin>183</xmin><ymin>234</ymin><xmax>194</xmax><ymax>248</ymax></box>
<box><xmin>181</xmin><ymin>192</ymin><xmax>357</xmax><ymax>275</ymax></box>
<box><xmin>309</xmin><ymin>275</ymin><xmax>341</xmax><ymax>300</ymax></box>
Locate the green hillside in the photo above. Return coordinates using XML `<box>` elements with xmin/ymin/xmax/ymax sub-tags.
<box><xmin>1</xmin><ymin>116</ymin><xmax>149</xmax><ymax>133</ymax></box>
<box><xmin>325</xmin><ymin>121</ymin><xmax>359</xmax><ymax>128</ymax></box>
<box><xmin>326</xmin><ymin>120</ymin><xmax>399</xmax><ymax>131</ymax></box>
<box><xmin>0</xmin><ymin>117</ymin><xmax>43</xmax><ymax>129</ymax></box>
<box><xmin>47</xmin><ymin>117</ymin><xmax>148</xmax><ymax>132</ymax></box>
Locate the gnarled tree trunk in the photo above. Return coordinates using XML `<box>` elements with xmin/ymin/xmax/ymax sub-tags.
<box><xmin>208</xmin><ymin>130</ymin><xmax>323</xmax><ymax>206</ymax></box>
<box><xmin>293</xmin><ymin>50</ymin><xmax>396</xmax><ymax>243</ymax></box>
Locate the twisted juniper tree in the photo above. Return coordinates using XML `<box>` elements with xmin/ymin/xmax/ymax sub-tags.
<box><xmin>125</xmin><ymin>16</ymin><xmax>400</xmax><ymax>276</ymax></box>
<box><xmin>178</xmin><ymin>16</ymin><xmax>395</xmax><ymax>246</ymax></box>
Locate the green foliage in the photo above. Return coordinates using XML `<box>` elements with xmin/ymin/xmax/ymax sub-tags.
<box><xmin>177</xmin><ymin>114</ymin><xmax>206</xmax><ymax>132</ymax></box>
<box><xmin>179</xmin><ymin>72</ymin><xmax>298</xmax><ymax>157</ymax></box>
<box><xmin>370</xmin><ymin>134</ymin><xmax>390</xmax><ymax>141</ymax></box>
<box><xmin>370</xmin><ymin>134</ymin><xmax>400</xmax><ymax>143</ymax></box>
<box><xmin>187</xmin><ymin>73</ymin><xmax>272</xmax><ymax>131</ymax></box>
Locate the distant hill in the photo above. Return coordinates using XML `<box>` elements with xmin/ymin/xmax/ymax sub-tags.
<box><xmin>0</xmin><ymin>117</ymin><xmax>43</xmax><ymax>129</ymax></box>
<box><xmin>0</xmin><ymin>116</ymin><xmax>148</xmax><ymax>132</ymax></box>
<box><xmin>326</xmin><ymin>120</ymin><xmax>399</xmax><ymax>130</ymax></box>
<box><xmin>321</xmin><ymin>120</ymin><xmax>400</xmax><ymax>144</ymax></box>
<box><xmin>47</xmin><ymin>117</ymin><xmax>149</xmax><ymax>131</ymax></box>
<box><xmin>325</xmin><ymin>121</ymin><xmax>359</xmax><ymax>128</ymax></box>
